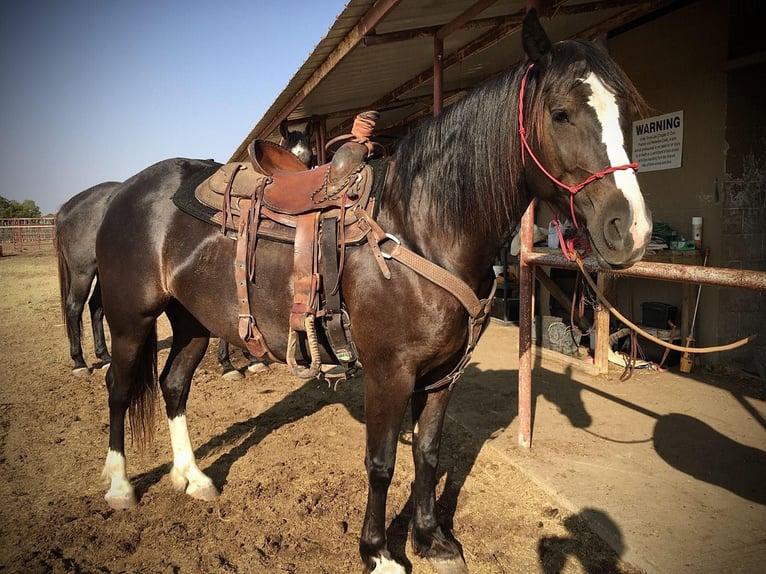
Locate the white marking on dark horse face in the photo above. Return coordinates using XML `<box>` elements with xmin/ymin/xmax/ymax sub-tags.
<box><xmin>286</xmin><ymin>140</ymin><xmax>312</xmax><ymax>167</ymax></box>
<box><xmin>585</xmin><ymin>73</ymin><xmax>651</xmax><ymax>249</ymax></box>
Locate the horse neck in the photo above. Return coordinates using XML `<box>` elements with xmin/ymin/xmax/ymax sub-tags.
<box><xmin>384</xmin><ymin>72</ymin><xmax>529</xmax><ymax>288</ymax></box>
<box><xmin>382</xmin><ymin>102</ymin><xmax>527</xmax><ymax>287</ymax></box>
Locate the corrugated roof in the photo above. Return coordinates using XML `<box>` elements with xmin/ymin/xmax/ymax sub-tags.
<box><xmin>230</xmin><ymin>0</ymin><xmax>676</xmax><ymax>162</ymax></box>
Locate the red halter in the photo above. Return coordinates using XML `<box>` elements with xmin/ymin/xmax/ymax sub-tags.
<box><xmin>517</xmin><ymin>63</ymin><xmax>638</xmax><ymax>232</ymax></box>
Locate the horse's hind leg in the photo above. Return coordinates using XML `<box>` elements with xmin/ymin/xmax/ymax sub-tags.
<box><xmin>102</xmin><ymin>315</ymin><xmax>159</xmax><ymax>509</ymax></box>
<box><xmin>244</xmin><ymin>348</ymin><xmax>269</xmax><ymax>373</ymax></box>
<box><xmin>88</xmin><ymin>278</ymin><xmax>111</xmax><ymax>366</ymax></box>
<box><xmin>217</xmin><ymin>339</ymin><xmax>243</xmax><ymax>380</ymax></box>
<box><xmin>410</xmin><ymin>389</ymin><xmax>467</xmax><ymax>573</ymax></box>
<box><xmin>161</xmin><ymin>301</ymin><xmax>217</xmax><ymax>501</ymax></box>
<box><xmin>64</xmin><ymin>271</ymin><xmax>95</xmax><ymax>374</ymax></box>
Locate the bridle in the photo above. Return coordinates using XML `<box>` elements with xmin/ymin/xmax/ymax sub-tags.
<box><xmin>517</xmin><ymin>63</ymin><xmax>755</xmax><ymax>370</ymax></box>
<box><xmin>517</xmin><ymin>63</ymin><xmax>638</xmax><ymax>253</ymax></box>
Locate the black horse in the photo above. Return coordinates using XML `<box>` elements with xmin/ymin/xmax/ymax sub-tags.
<box><xmin>55</xmin><ymin>181</ymin><xmax>121</xmax><ymax>374</ymax></box>
<box><xmin>95</xmin><ymin>11</ymin><xmax>650</xmax><ymax>573</ymax></box>
<box><xmin>55</xmin><ymin>124</ymin><xmax>313</xmax><ymax>377</ymax></box>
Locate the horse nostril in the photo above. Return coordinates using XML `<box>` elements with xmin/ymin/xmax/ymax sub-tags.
<box><xmin>604</xmin><ymin>217</ymin><xmax>626</xmax><ymax>249</ymax></box>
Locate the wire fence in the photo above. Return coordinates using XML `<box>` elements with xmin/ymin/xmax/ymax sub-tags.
<box><xmin>0</xmin><ymin>218</ymin><xmax>56</xmax><ymax>255</ymax></box>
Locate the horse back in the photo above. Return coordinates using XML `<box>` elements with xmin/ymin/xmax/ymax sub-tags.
<box><xmin>96</xmin><ymin>158</ymin><xmax>297</xmax><ymax>350</ymax></box>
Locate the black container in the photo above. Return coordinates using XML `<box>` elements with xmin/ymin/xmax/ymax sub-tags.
<box><xmin>641</xmin><ymin>302</ymin><xmax>678</xmax><ymax>329</ymax></box>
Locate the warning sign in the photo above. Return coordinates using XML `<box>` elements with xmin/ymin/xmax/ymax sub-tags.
<box><xmin>632</xmin><ymin>111</ymin><xmax>684</xmax><ymax>173</ymax></box>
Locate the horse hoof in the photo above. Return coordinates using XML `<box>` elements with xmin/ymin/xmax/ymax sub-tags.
<box><xmin>188</xmin><ymin>485</ymin><xmax>219</xmax><ymax>502</ymax></box>
<box><xmin>105</xmin><ymin>492</ymin><xmax>138</xmax><ymax>510</ymax></box>
<box><xmin>429</xmin><ymin>558</ymin><xmax>469</xmax><ymax>574</ymax></box>
<box><xmin>222</xmin><ymin>369</ymin><xmax>244</xmax><ymax>381</ymax></box>
<box><xmin>247</xmin><ymin>362</ymin><xmax>269</xmax><ymax>374</ymax></box>
<box><xmin>369</xmin><ymin>555</ymin><xmax>406</xmax><ymax>574</ymax></box>
<box><xmin>72</xmin><ymin>367</ymin><xmax>91</xmax><ymax>377</ymax></box>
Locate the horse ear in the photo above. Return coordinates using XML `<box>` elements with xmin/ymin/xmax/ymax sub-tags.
<box><xmin>279</xmin><ymin>119</ymin><xmax>289</xmax><ymax>139</ymax></box>
<box><xmin>522</xmin><ymin>8</ymin><xmax>552</xmax><ymax>67</ymax></box>
<box><xmin>593</xmin><ymin>33</ymin><xmax>609</xmax><ymax>54</ymax></box>
<box><xmin>304</xmin><ymin>121</ymin><xmax>314</xmax><ymax>140</ymax></box>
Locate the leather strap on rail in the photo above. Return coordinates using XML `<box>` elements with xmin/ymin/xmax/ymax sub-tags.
<box><xmin>572</xmin><ymin>253</ymin><xmax>756</xmax><ymax>354</ymax></box>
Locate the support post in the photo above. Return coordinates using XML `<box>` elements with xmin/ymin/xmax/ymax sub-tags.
<box><xmin>518</xmin><ymin>201</ymin><xmax>536</xmax><ymax>447</ymax></box>
<box><xmin>595</xmin><ymin>273</ymin><xmax>612</xmax><ymax>374</ymax></box>
<box><xmin>316</xmin><ymin>117</ymin><xmax>327</xmax><ymax>165</ymax></box>
<box><xmin>433</xmin><ymin>36</ymin><xmax>443</xmax><ymax>116</ymax></box>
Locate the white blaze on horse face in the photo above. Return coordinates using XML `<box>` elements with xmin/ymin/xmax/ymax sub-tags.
<box><xmin>585</xmin><ymin>73</ymin><xmax>651</xmax><ymax>249</ymax></box>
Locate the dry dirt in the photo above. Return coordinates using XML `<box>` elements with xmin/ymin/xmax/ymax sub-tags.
<box><xmin>0</xmin><ymin>251</ymin><xmax>642</xmax><ymax>573</ymax></box>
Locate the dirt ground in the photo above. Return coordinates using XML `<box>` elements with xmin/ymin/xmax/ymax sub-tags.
<box><xmin>0</xmin><ymin>251</ymin><xmax>643</xmax><ymax>573</ymax></box>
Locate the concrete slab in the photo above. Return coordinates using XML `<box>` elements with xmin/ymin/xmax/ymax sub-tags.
<box><xmin>450</xmin><ymin>322</ymin><xmax>766</xmax><ymax>574</ymax></box>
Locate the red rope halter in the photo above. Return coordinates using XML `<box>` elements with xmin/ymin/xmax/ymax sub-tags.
<box><xmin>517</xmin><ymin>63</ymin><xmax>638</xmax><ymax>253</ymax></box>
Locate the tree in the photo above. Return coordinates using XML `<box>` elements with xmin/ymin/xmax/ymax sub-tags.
<box><xmin>0</xmin><ymin>196</ymin><xmax>42</xmax><ymax>218</ymax></box>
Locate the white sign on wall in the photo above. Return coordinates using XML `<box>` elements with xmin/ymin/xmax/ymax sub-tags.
<box><xmin>632</xmin><ymin>110</ymin><xmax>684</xmax><ymax>172</ymax></box>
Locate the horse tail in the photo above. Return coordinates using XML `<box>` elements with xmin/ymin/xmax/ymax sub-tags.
<box><xmin>127</xmin><ymin>324</ymin><xmax>159</xmax><ymax>450</ymax></box>
<box><xmin>54</xmin><ymin>229</ymin><xmax>82</xmax><ymax>337</ymax></box>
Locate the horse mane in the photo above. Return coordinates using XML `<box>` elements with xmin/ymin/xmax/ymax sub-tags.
<box><xmin>389</xmin><ymin>39</ymin><xmax>647</xmax><ymax>237</ymax></box>
<box><xmin>390</xmin><ymin>66</ymin><xmax>526</xmax><ymax>238</ymax></box>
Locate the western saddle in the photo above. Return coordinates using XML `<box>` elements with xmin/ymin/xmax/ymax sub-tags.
<box><xmin>195</xmin><ymin>112</ymin><xmax>388</xmax><ymax>379</ymax></box>
<box><xmin>194</xmin><ymin>110</ymin><xmax>495</xmax><ymax>390</ymax></box>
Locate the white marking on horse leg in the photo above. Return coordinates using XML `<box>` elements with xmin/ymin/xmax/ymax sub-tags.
<box><xmin>102</xmin><ymin>449</ymin><xmax>137</xmax><ymax>509</ymax></box>
<box><xmin>168</xmin><ymin>415</ymin><xmax>219</xmax><ymax>501</ymax></box>
<box><xmin>371</xmin><ymin>554</ymin><xmax>406</xmax><ymax>574</ymax></box>
<box><xmin>586</xmin><ymin>73</ymin><xmax>651</xmax><ymax>249</ymax></box>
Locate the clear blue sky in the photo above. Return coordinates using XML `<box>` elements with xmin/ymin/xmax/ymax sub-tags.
<box><xmin>0</xmin><ymin>0</ymin><xmax>346</xmax><ymax>215</ymax></box>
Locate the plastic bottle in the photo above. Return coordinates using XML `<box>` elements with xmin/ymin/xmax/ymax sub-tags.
<box><xmin>547</xmin><ymin>221</ymin><xmax>559</xmax><ymax>248</ymax></box>
<box><xmin>692</xmin><ymin>217</ymin><xmax>703</xmax><ymax>249</ymax></box>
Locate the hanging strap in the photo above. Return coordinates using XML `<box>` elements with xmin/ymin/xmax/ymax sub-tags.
<box><xmin>235</xmin><ymin>196</ymin><xmax>271</xmax><ymax>358</ymax></box>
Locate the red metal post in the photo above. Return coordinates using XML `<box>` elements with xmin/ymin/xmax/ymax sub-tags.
<box><xmin>316</xmin><ymin>117</ymin><xmax>327</xmax><ymax>166</ymax></box>
<box><xmin>433</xmin><ymin>36</ymin><xmax>443</xmax><ymax>116</ymax></box>
<box><xmin>518</xmin><ymin>201</ymin><xmax>536</xmax><ymax>448</ymax></box>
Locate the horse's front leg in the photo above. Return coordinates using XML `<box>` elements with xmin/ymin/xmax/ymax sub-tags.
<box><xmin>410</xmin><ymin>388</ymin><xmax>467</xmax><ymax>573</ymax></box>
<box><xmin>161</xmin><ymin>303</ymin><xmax>218</xmax><ymax>501</ymax></box>
<box><xmin>360</xmin><ymin>373</ymin><xmax>411</xmax><ymax>574</ymax></box>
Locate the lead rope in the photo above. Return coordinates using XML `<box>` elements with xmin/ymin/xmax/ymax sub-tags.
<box><xmin>570</xmin><ymin>251</ymin><xmax>755</xmax><ymax>354</ymax></box>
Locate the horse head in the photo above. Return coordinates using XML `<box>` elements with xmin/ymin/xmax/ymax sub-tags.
<box><xmin>279</xmin><ymin>119</ymin><xmax>314</xmax><ymax>167</ymax></box>
<box><xmin>520</xmin><ymin>9</ymin><xmax>652</xmax><ymax>269</ymax></box>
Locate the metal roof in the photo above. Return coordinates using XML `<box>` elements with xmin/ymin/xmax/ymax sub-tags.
<box><xmin>230</xmin><ymin>0</ymin><xmax>676</xmax><ymax>162</ymax></box>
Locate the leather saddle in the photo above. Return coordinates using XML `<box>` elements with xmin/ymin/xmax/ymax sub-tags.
<box><xmin>193</xmin><ymin>113</ymin><xmax>386</xmax><ymax>379</ymax></box>
<box><xmin>195</xmin><ymin>139</ymin><xmax>375</xmax><ymax>244</ymax></box>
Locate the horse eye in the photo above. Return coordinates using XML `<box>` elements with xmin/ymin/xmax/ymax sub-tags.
<box><xmin>552</xmin><ymin>109</ymin><xmax>569</xmax><ymax>124</ymax></box>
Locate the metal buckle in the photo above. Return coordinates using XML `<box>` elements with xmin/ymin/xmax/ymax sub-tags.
<box><xmin>381</xmin><ymin>233</ymin><xmax>401</xmax><ymax>259</ymax></box>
